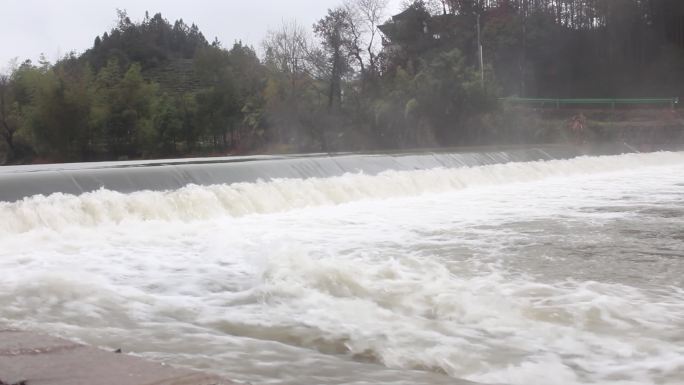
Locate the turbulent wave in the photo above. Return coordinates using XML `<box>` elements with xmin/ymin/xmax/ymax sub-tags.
<box><xmin>2</xmin><ymin>151</ymin><xmax>684</xmax><ymax>234</ymax></box>
<box><xmin>255</xmin><ymin>251</ymin><xmax>684</xmax><ymax>384</ymax></box>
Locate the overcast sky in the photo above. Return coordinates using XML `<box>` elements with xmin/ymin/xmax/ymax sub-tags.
<box><xmin>0</xmin><ymin>0</ymin><xmax>404</xmax><ymax>69</ymax></box>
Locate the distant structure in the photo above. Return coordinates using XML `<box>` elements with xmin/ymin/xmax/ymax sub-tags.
<box><xmin>378</xmin><ymin>5</ymin><xmax>471</xmax><ymax>71</ymax></box>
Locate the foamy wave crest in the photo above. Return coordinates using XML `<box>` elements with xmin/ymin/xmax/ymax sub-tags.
<box><xmin>2</xmin><ymin>151</ymin><xmax>683</xmax><ymax>234</ymax></box>
<box><xmin>240</xmin><ymin>249</ymin><xmax>684</xmax><ymax>384</ymax></box>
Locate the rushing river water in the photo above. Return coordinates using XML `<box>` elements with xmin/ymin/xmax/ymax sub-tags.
<box><xmin>1</xmin><ymin>151</ymin><xmax>684</xmax><ymax>385</ymax></box>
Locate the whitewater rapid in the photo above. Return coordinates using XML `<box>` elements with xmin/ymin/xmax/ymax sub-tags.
<box><xmin>1</xmin><ymin>152</ymin><xmax>684</xmax><ymax>385</ymax></box>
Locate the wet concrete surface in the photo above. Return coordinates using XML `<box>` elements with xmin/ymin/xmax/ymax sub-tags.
<box><xmin>0</xmin><ymin>330</ymin><xmax>236</xmax><ymax>385</ymax></box>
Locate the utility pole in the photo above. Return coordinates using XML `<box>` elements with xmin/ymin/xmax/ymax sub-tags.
<box><xmin>520</xmin><ymin>0</ymin><xmax>527</xmax><ymax>97</ymax></box>
<box><xmin>477</xmin><ymin>13</ymin><xmax>484</xmax><ymax>88</ymax></box>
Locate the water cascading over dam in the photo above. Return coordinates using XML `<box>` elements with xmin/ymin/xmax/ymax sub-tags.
<box><xmin>1</xmin><ymin>144</ymin><xmax>683</xmax><ymax>385</ymax></box>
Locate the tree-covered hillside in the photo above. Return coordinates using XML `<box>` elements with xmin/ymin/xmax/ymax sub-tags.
<box><xmin>1</xmin><ymin>1</ymin><xmax>683</xmax><ymax>164</ymax></box>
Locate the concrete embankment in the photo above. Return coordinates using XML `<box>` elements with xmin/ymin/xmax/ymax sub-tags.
<box><xmin>0</xmin><ymin>330</ymin><xmax>235</xmax><ymax>385</ymax></box>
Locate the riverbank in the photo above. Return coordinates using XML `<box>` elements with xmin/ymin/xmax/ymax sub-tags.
<box><xmin>2</xmin><ymin>107</ymin><xmax>683</xmax><ymax>166</ymax></box>
<box><xmin>489</xmin><ymin>106</ymin><xmax>684</xmax><ymax>147</ymax></box>
<box><xmin>0</xmin><ymin>330</ymin><xmax>234</xmax><ymax>385</ymax></box>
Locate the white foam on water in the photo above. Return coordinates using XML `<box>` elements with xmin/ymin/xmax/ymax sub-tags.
<box><xmin>1</xmin><ymin>152</ymin><xmax>684</xmax><ymax>385</ymax></box>
<box><xmin>2</xmin><ymin>151</ymin><xmax>684</xmax><ymax>235</ymax></box>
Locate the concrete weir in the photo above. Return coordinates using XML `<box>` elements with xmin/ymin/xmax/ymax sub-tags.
<box><xmin>0</xmin><ymin>144</ymin><xmax>640</xmax><ymax>203</ymax></box>
<box><xmin>0</xmin><ymin>330</ymin><xmax>235</xmax><ymax>385</ymax></box>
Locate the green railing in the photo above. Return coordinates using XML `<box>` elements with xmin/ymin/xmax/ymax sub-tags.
<box><xmin>500</xmin><ymin>97</ymin><xmax>679</xmax><ymax>109</ymax></box>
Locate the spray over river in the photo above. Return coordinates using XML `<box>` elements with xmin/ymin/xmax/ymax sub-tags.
<box><xmin>1</xmin><ymin>147</ymin><xmax>683</xmax><ymax>385</ymax></box>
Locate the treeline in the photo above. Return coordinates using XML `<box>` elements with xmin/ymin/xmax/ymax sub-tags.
<box><xmin>1</xmin><ymin>1</ymin><xmax>683</xmax><ymax>164</ymax></box>
<box><xmin>0</xmin><ymin>11</ymin><xmax>267</xmax><ymax>163</ymax></box>
<box><xmin>392</xmin><ymin>0</ymin><xmax>684</xmax><ymax>97</ymax></box>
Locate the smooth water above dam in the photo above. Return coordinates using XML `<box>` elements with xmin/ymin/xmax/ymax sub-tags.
<box><xmin>1</xmin><ymin>148</ymin><xmax>684</xmax><ymax>385</ymax></box>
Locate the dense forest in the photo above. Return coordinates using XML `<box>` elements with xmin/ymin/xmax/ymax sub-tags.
<box><xmin>1</xmin><ymin>0</ymin><xmax>683</xmax><ymax>164</ymax></box>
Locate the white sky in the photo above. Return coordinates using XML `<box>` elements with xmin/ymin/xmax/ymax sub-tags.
<box><xmin>0</xmin><ymin>0</ymin><xmax>404</xmax><ymax>69</ymax></box>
